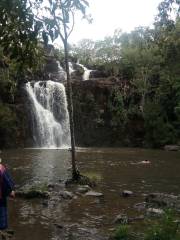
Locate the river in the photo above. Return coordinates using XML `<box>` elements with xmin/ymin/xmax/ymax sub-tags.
<box><xmin>1</xmin><ymin>148</ymin><xmax>180</xmax><ymax>239</ymax></box>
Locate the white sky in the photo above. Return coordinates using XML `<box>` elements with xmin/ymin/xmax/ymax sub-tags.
<box><xmin>69</xmin><ymin>0</ymin><xmax>162</xmax><ymax>43</ymax></box>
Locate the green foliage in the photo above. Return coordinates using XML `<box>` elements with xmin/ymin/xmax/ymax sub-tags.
<box><xmin>144</xmin><ymin>211</ymin><xmax>180</xmax><ymax>240</ymax></box>
<box><xmin>144</xmin><ymin>100</ymin><xmax>177</xmax><ymax>147</ymax></box>
<box><xmin>82</xmin><ymin>172</ymin><xmax>102</xmax><ymax>183</ymax></box>
<box><xmin>28</xmin><ymin>183</ymin><xmax>49</xmax><ymax>193</ymax></box>
<box><xmin>0</xmin><ymin>0</ymin><xmax>180</xmax><ymax>148</ymax></box>
<box><xmin>155</xmin><ymin>0</ymin><xmax>180</xmax><ymax>28</ymax></box>
<box><xmin>70</xmin><ymin>0</ymin><xmax>180</xmax><ymax>147</ymax></box>
<box><xmin>54</xmin><ymin>47</ymin><xmax>65</xmax><ymax>63</ymax></box>
<box><xmin>113</xmin><ymin>225</ymin><xmax>134</xmax><ymax>240</ymax></box>
<box><xmin>113</xmin><ymin>211</ymin><xmax>180</xmax><ymax>240</ymax></box>
<box><xmin>70</xmin><ymin>39</ymin><xmax>95</xmax><ymax>65</ymax></box>
<box><xmin>0</xmin><ymin>0</ymin><xmax>44</xmax><ymax>73</ymax></box>
<box><xmin>108</xmin><ymin>88</ymin><xmax>127</xmax><ymax>128</ymax></box>
<box><xmin>42</xmin><ymin>0</ymin><xmax>89</xmax><ymax>45</ymax></box>
<box><xmin>0</xmin><ymin>0</ymin><xmax>45</xmax><ymax>105</ymax></box>
<box><xmin>0</xmin><ymin>103</ymin><xmax>18</xmax><ymax>148</ymax></box>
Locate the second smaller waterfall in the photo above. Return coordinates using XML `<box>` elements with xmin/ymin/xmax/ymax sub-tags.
<box><xmin>77</xmin><ymin>63</ymin><xmax>92</xmax><ymax>81</ymax></box>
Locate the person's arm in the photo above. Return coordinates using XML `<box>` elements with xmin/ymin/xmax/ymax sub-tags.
<box><xmin>3</xmin><ymin>170</ymin><xmax>15</xmax><ymax>198</ymax></box>
<box><xmin>9</xmin><ymin>190</ymin><xmax>15</xmax><ymax>198</ymax></box>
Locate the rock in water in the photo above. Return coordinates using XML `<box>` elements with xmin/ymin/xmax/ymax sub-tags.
<box><xmin>122</xmin><ymin>190</ymin><xmax>134</xmax><ymax>197</ymax></box>
<box><xmin>164</xmin><ymin>145</ymin><xmax>180</xmax><ymax>151</ymax></box>
<box><xmin>59</xmin><ymin>191</ymin><xmax>74</xmax><ymax>199</ymax></box>
<box><xmin>113</xmin><ymin>214</ymin><xmax>128</xmax><ymax>224</ymax></box>
<box><xmin>85</xmin><ymin>191</ymin><xmax>104</xmax><ymax>197</ymax></box>
<box><xmin>146</xmin><ymin>208</ymin><xmax>165</xmax><ymax>216</ymax></box>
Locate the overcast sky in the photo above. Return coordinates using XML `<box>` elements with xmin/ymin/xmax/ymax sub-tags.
<box><xmin>69</xmin><ymin>0</ymin><xmax>162</xmax><ymax>43</ymax></box>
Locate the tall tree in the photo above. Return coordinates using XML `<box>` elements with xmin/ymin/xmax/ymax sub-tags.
<box><xmin>0</xmin><ymin>0</ymin><xmax>43</xmax><ymax>74</ymax></box>
<box><xmin>0</xmin><ymin>0</ymin><xmax>44</xmax><ymax>102</ymax></box>
<box><xmin>43</xmin><ymin>0</ymin><xmax>90</xmax><ymax>180</ymax></box>
<box><xmin>156</xmin><ymin>0</ymin><xmax>180</xmax><ymax>28</ymax></box>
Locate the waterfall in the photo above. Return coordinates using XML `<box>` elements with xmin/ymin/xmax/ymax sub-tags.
<box><xmin>68</xmin><ymin>62</ymin><xmax>75</xmax><ymax>75</ymax></box>
<box><xmin>56</xmin><ymin>61</ymin><xmax>66</xmax><ymax>81</ymax></box>
<box><xmin>83</xmin><ymin>68</ymin><xmax>92</xmax><ymax>81</ymax></box>
<box><xmin>76</xmin><ymin>63</ymin><xmax>92</xmax><ymax>81</ymax></box>
<box><xmin>26</xmin><ymin>80</ymin><xmax>70</xmax><ymax>149</ymax></box>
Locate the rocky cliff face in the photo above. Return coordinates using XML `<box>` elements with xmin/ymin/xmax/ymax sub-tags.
<box><xmin>1</xmin><ymin>77</ymin><xmax>145</xmax><ymax>148</ymax></box>
<box><xmin>0</xmin><ymin>88</ymin><xmax>32</xmax><ymax>149</ymax></box>
<box><xmin>72</xmin><ymin>79</ymin><xmax>144</xmax><ymax>147</ymax></box>
<box><xmin>0</xmin><ymin>49</ymin><xmax>145</xmax><ymax>148</ymax></box>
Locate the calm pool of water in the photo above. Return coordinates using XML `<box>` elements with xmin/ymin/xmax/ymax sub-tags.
<box><xmin>1</xmin><ymin>148</ymin><xmax>180</xmax><ymax>239</ymax></box>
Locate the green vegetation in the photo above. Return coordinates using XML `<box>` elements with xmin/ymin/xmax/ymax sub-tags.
<box><xmin>113</xmin><ymin>225</ymin><xmax>134</xmax><ymax>240</ymax></box>
<box><xmin>0</xmin><ymin>103</ymin><xmax>18</xmax><ymax>147</ymax></box>
<box><xmin>70</xmin><ymin>0</ymin><xmax>180</xmax><ymax>147</ymax></box>
<box><xmin>82</xmin><ymin>172</ymin><xmax>103</xmax><ymax>183</ymax></box>
<box><xmin>0</xmin><ymin>0</ymin><xmax>180</xmax><ymax>148</ymax></box>
<box><xmin>0</xmin><ymin>0</ymin><xmax>90</xmax><ymax>151</ymax></box>
<box><xmin>144</xmin><ymin>211</ymin><xmax>180</xmax><ymax>240</ymax></box>
<box><xmin>0</xmin><ymin>0</ymin><xmax>45</xmax><ymax>91</ymax></box>
<box><xmin>113</xmin><ymin>211</ymin><xmax>180</xmax><ymax>240</ymax></box>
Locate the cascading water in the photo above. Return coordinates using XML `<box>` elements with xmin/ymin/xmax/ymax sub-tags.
<box><xmin>57</xmin><ymin>61</ymin><xmax>66</xmax><ymax>81</ymax></box>
<box><xmin>26</xmin><ymin>80</ymin><xmax>70</xmax><ymax>148</ymax></box>
<box><xmin>68</xmin><ymin>62</ymin><xmax>75</xmax><ymax>75</ymax></box>
<box><xmin>83</xmin><ymin>68</ymin><xmax>92</xmax><ymax>81</ymax></box>
<box><xmin>76</xmin><ymin>63</ymin><xmax>92</xmax><ymax>81</ymax></box>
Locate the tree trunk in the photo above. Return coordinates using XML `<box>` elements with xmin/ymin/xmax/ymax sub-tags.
<box><xmin>63</xmin><ymin>39</ymin><xmax>79</xmax><ymax>180</ymax></box>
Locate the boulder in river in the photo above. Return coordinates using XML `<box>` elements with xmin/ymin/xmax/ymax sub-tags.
<box><xmin>122</xmin><ymin>190</ymin><xmax>134</xmax><ymax>197</ymax></box>
<box><xmin>15</xmin><ymin>182</ymin><xmax>59</xmax><ymax>199</ymax></box>
<box><xmin>133</xmin><ymin>202</ymin><xmax>147</xmax><ymax>211</ymax></box>
<box><xmin>146</xmin><ymin>208</ymin><xmax>165</xmax><ymax>216</ymax></box>
<box><xmin>16</xmin><ymin>187</ymin><xmax>50</xmax><ymax>199</ymax></box>
<box><xmin>145</xmin><ymin>193</ymin><xmax>180</xmax><ymax>209</ymax></box>
<box><xmin>113</xmin><ymin>214</ymin><xmax>128</xmax><ymax>224</ymax></box>
<box><xmin>76</xmin><ymin>185</ymin><xmax>91</xmax><ymax>194</ymax></box>
<box><xmin>164</xmin><ymin>145</ymin><xmax>180</xmax><ymax>151</ymax></box>
<box><xmin>85</xmin><ymin>191</ymin><xmax>104</xmax><ymax>197</ymax></box>
<box><xmin>59</xmin><ymin>190</ymin><xmax>74</xmax><ymax>199</ymax></box>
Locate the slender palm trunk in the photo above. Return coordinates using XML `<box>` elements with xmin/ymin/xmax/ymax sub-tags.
<box><xmin>62</xmin><ymin>26</ymin><xmax>79</xmax><ymax>179</ymax></box>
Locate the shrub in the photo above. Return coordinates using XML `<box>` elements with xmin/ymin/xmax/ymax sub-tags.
<box><xmin>144</xmin><ymin>211</ymin><xmax>180</xmax><ymax>240</ymax></box>
<box><xmin>113</xmin><ymin>225</ymin><xmax>133</xmax><ymax>240</ymax></box>
<box><xmin>0</xmin><ymin>103</ymin><xmax>18</xmax><ymax>148</ymax></box>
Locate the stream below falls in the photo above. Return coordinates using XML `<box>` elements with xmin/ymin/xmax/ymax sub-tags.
<box><xmin>1</xmin><ymin>147</ymin><xmax>180</xmax><ymax>240</ymax></box>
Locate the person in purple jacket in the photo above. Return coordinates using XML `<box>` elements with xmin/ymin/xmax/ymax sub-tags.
<box><xmin>0</xmin><ymin>157</ymin><xmax>15</xmax><ymax>238</ymax></box>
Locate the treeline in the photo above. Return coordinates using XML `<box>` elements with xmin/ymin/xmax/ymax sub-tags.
<box><xmin>0</xmin><ymin>0</ymin><xmax>179</xmax><ymax>148</ymax></box>
<box><xmin>67</xmin><ymin>0</ymin><xmax>180</xmax><ymax>147</ymax></box>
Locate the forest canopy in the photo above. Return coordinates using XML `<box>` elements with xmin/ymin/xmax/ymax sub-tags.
<box><xmin>0</xmin><ymin>0</ymin><xmax>180</xmax><ymax>148</ymax></box>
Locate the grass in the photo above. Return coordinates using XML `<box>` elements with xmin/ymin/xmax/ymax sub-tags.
<box><xmin>113</xmin><ymin>210</ymin><xmax>180</xmax><ymax>240</ymax></box>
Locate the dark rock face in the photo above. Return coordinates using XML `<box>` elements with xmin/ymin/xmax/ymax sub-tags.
<box><xmin>2</xmin><ymin>75</ymin><xmax>145</xmax><ymax>148</ymax></box>
<box><xmin>0</xmin><ymin>85</ymin><xmax>32</xmax><ymax>149</ymax></box>
<box><xmin>89</xmin><ymin>70</ymin><xmax>108</xmax><ymax>79</ymax></box>
<box><xmin>43</xmin><ymin>57</ymin><xmax>66</xmax><ymax>82</ymax></box>
<box><xmin>72</xmin><ymin>79</ymin><xmax>145</xmax><ymax>147</ymax></box>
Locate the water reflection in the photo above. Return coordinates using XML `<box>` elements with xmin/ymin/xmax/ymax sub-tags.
<box><xmin>2</xmin><ymin>149</ymin><xmax>71</xmax><ymax>185</ymax></box>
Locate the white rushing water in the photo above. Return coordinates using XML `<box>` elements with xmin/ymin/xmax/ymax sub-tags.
<box><xmin>77</xmin><ymin>63</ymin><xmax>92</xmax><ymax>81</ymax></box>
<box><xmin>69</xmin><ymin>61</ymin><xmax>92</xmax><ymax>81</ymax></box>
<box><xmin>68</xmin><ymin>62</ymin><xmax>75</xmax><ymax>75</ymax></box>
<box><xmin>26</xmin><ymin>81</ymin><xmax>70</xmax><ymax>149</ymax></box>
<box><xmin>57</xmin><ymin>61</ymin><xmax>66</xmax><ymax>80</ymax></box>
